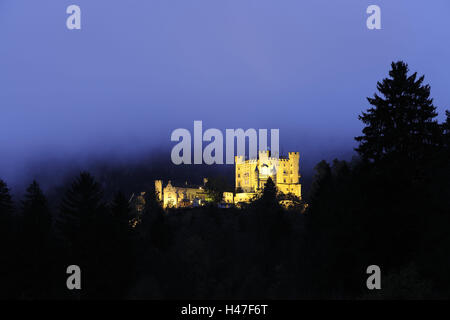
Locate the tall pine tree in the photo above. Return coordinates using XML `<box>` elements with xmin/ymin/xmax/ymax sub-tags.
<box><xmin>0</xmin><ymin>179</ymin><xmax>16</xmax><ymax>299</ymax></box>
<box><xmin>0</xmin><ymin>179</ymin><xmax>13</xmax><ymax>223</ymax></box>
<box><xmin>442</xmin><ymin>110</ymin><xmax>450</xmax><ymax>148</ymax></box>
<box><xmin>58</xmin><ymin>172</ymin><xmax>104</xmax><ymax>249</ymax></box>
<box><xmin>57</xmin><ymin>172</ymin><xmax>105</xmax><ymax>298</ymax></box>
<box><xmin>22</xmin><ymin>180</ymin><xmax>52</xmax><ymax>244</ymax></box>
<box><xmin>355</xmin><ymin>61</ymin><xmax>440</xmax><ymax>164</ymax></box>
<box><xmin>109</xmin><ymin>192</ymin><xmax>134</xmax><ymax>297</ymax></box>
<box><xmin>259</xmin><ymin>177</ymin><xmax>279</xmax><ymax>208</ymax></box>
<box><xmin>19</xmin><ymin>180</ymin><xmax>54</xmax><ymax>298</ymax></box>
<box><xmin>111</xmin><ymin>191</ymin><xmax>131</xmax><ymax>228</ymax></box>
<box><xmin>0</xmin><ymin>179</ymin><xmax>14</xmax><ymax>244</ymax></box>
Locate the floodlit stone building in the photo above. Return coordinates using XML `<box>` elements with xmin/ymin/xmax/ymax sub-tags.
<box><xmin>150</xmin><ymin>150</ymin><xmax>301</xmax><ymax>209</ymax></box>
<box><xmin>155</xmin><ymin>179</ymin><xmax>208</xmax><ymax>209</ymax></box>
<box><xmin>232</xmin><ymin>150</ymin><xmax>301</xmax><ymax>205</ymax></box>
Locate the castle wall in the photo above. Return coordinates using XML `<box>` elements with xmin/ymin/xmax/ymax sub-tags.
<box><xmin>155</xmin><ymin>180</ymin><xmax>163</xmax><ymax>201</ymax></box>
<box><xmin>234</xmin><ymin>192</ymin><xmax>256</xmax><ymax>204</ymax></box>
<box><xmin>152</xmin><ymin>151</ymin><xmax>301</xmax><ymax>209</ymax></box>
<box><xmin>223</xmin><ymin>192</ymin><xmax>234</xmax><ymax>204</ymax></box>
<box><xmin>234</xmin><ymin>150</ymin><xmax>301</xmax><ymax>200</ymax></box>
<box><xmin>160</xmin><ymin>181</ymin><xmax>207</xmax><ymax>208</ymax></box>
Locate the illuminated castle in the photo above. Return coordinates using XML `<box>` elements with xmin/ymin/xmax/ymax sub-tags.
<box><xmin>231</xmin><ymin>150</ymin><xmax>301</xmax><ymax>204</ymax></box>
<box><xmin>155</xmin><ymin>179</ymin><xmax>208</xmax><ymax>209</ymax></box>
<box><xmin>153</xmin><ymin>150</ymin><xmax>301</xmax><ymax>208</ymax></box>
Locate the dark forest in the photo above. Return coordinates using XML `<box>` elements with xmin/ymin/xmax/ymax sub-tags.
<box><xmin>1</xmin><ymin>61</ymin><xmax>449</xmax><ymax>299</ymax></box>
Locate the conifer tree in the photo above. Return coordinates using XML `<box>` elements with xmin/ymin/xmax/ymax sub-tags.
<box><xmin>59</xmin><ymin>172</ymin><xmax>103</xmax><ymax>230</ymax></box>
<box><xmin>355</xmin><ymin>61</ymin><xmax>440</xmax><ymax>163</ymax></box>
<box><xmin>0</xmin><ymin>179</ymin><xmax>15</xmax><ymax>299</ymax></box>
<box><xmin>110</xmin><ymin>191</ymin><xmax>132</xmax><ymax>254</ymax></box>
<box><xmin>0</xmin><ymin>179</ymin><xmax>13</xmax><ymax>220</ymax></box>
<box><xmin>140</xmin><ymin>189</ymin><xmax>171</xmax><ymax>251</ymax></box>
<box><xmin>57</xmin><ymin>172</ymin><xmax>104</xmax><ymax>261</ymax></box>
<box><xmin>205</xmin><ymin>177</ymin><xmax>228</xmax><ymax>205</ymax></box>
<box><xmin>260</xmin><ymin>177</ymin><xmax>278</xmax><ymax>207</ymax></box>
<box><xmin>142</xmin><ymin>189</ymin><xmax>164</xmax><ymax>224</ymax></box>
<box><xmin>22</xmin><ymin>180</ymin><xmax>52</xmax><ymax>243</ymax></box>
<box><xmin>111</xmin><ymin>191</ymin><xmax>131</xmax><ymax>228</ymax></box>
<box><xmin>106</xmin><ymin>191</ymin><xmax>133</xmax><ymax>298</ymax></box>
<box><xmin>442</xmin><ymin>110</ymin><xmax>450</xmax><ymax>148</ymax></box>
<box><xmin>20</xmin><ymin>180</ymin><xmax>53</xmax><ymax>298</ymax></box>
<box><xmin>0</xmin><ymin>179</ymin><xmax>14</xmax><ymax>244</ymax></box>
<box><xmin>57</xmin><ymin>172</ymin><xmax>106</xmax><ymax>298</ymax></box>
<box><xmin>308</xmin><ymin>160</ymin><xmax>332</xmax><ymax>204</ymax></box>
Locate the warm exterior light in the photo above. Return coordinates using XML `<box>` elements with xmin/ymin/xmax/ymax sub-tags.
<box><xmin>152</xmin><ymin>151</ymin><xmax>301</xmax><ymax>209</ymax></box>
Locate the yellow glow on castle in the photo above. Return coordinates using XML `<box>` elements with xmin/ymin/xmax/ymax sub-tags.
<box><xmin>231</xmin><ymin>150</ymin><xmax>301</xmax><ymax>204</ymax></box>
<box><xmin>155</xmin><ymin>150</ymin><xmax>301</xmax><ymax>208</ymax></box>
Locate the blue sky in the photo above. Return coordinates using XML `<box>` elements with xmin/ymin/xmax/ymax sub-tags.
<box><xmin>1</xmin><ymin>0</ymin><xmax>449</xmax><ymax>186</ymax></box>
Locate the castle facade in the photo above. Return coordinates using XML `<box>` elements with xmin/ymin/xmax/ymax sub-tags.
<box><xmin>153</xmin><ymin>150</ymin><xmax>301</xmax><ymax>208</ymax></box>
<box><xmin>155</xmin><ymin>179</ymin><xmax>208</xmax><ymax>209</ymax></box>
<box><xmin>230</xmin><ymin>150</ymin><xmax>301</xmax><ymax>204</ymax></box>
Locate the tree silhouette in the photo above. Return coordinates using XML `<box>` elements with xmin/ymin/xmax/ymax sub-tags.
<box><xmin>2</xmin><ymin>59</ymin><xmax>450</xmax><ymax>299</ymax></box>
<box><xmin>57</xmin><ymin>172</ymin><xmax>104</xmax><ymax>250</ymax></box>
<box><xmin>0</xmin><ymin>179</ymin><xmax>15</xmax><ymax>299</ymax></box>
<box><xmin>355</xmin><ymin>61</ymin><xmax>440</xmax><ymax>164</ymax></box>
<box><xmin>442</xmin><ymin>110</ymin><xmax>450</xmax><ymax>148</ymax></box>
<box><xmin>19</xmin><ymin>180</ymin><xmax>54</xmax><ymax>298</ymax></box>
<box><xmin>0</xmin><ymin>179</ymin><xmax>14</xmax><ymax>243</ymax></box>
<box><xmin>111</xmin><ymin>191</ymin><xmax>131</xmax><ymax>230</ymax></box>
<box><xmin>140</xmin><ymin>190</ymin><xmax>171</xmax><ymax>251</ymax></box>
<box><xmin>22</xmin><ymin>181</ymin><xmax>52</xmax><ymax>244</ymax></box>
<box><xmin>204</xmin><ymin>176</ymin><xmax>228</xmax><ymax>205</ymax></box>
<box><xmin>105</xmin><ymin>191</ymin><xmax>134</xmax><ymax>298</ymax></box>
<box><xmin>0</xmin><ymin>179</ymin><xmax>13</xmax><ymax>220</ymax></box>
<box><xmin>141</xmin><ymin>189</ymin><xmax>163</xmax><ymax>224</ymax></box>
<box><xmin>57</xmin><ymin>172</ymin><xmax>106</xmax><ymax>298</ymax></box>
<box><xmin>308</xmin><ymin>160</ymin><xmax>332</xmax><ymax>204</ymax></box>
<box><xmin>259</xmin><ymin>177</ymin><xmax>278</xmax><ymax>208</ymax></box>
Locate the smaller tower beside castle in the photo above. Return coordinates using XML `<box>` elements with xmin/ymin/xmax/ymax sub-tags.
<box><xmin>155</xmin><ymin>180</ymin><xmax>163</xmax><ymax>201</ymax></box>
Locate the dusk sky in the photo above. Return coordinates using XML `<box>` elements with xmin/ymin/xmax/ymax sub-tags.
<box><xmin>1</xmin><ymin>1</ymin><xmax>449</xmax><ymax>187</ymax></box>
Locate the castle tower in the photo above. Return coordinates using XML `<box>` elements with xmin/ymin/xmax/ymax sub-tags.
<box><xmin>155</xmin><ymin>180</ymin><xmax>163</xmax><ymax>201</ymax></box>
<box><xmin>235</xmin><ymin>155</ymin><xmax>245</xmax><ymax>191</ymax></box>
<box><xmin>258</xmin><ymin>150</ymin><xmax>270</xmax><ymax>162</ymax></box>
<box><xmin>288</xmin><ymin>152</ymin><xmax>300</xmax><ymax>184</ymax></box>
<box><xmin>163</xmin><ymin>180</ymin><xmax>178</xmax><ymax>208</ymax></box>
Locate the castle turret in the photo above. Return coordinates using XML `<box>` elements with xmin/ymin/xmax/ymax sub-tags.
<box><xmin>288</xmin><ymin>152</ymin><xmax>300</xmax><ymax>184</ymax></box>
<box><xmin>235</xmin><ymin>155</ymin><xmax>244</xmax><ymax>164</ymax></box>
<box><xmin>259</xmin><ymin>150</ymin><xmax>270</xmax><ymax>161</ymax></box>
<box><xmin>155</xmin><ymin>180</ymin><xmax>163</xmax><ymax>201</ymax></box>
